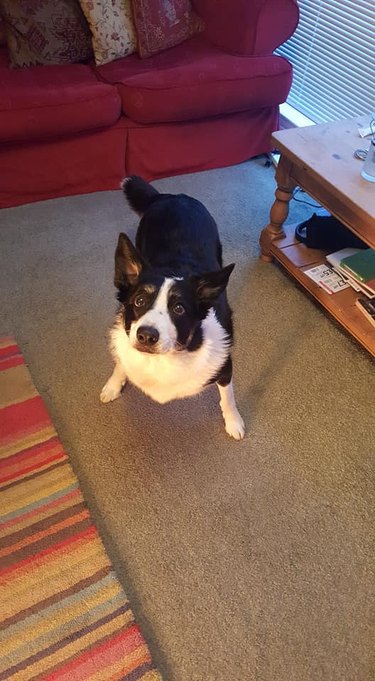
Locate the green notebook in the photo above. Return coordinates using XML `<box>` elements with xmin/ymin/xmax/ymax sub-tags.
<box><xmin>340</xmin><ymin>248</ymin><xmax>375</xmax><ymax>282</ymax></box>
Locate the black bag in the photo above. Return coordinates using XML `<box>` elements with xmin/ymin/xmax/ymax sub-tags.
<box><xmin>295</xmin><ymin>213</ymin><xmax>366</xmax><ymax>250</ymax></box>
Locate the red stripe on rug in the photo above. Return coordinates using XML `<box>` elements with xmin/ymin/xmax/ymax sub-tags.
<box><xmin>0</xmin><ymin>354</ymin><xmax>24</xmax><ymax>370</ymax></box>
<box><xmin>0</xmin><ymin>451</ymin><xmax>67</xmax><ymax>485</ymax></box>
<box><xmin>44</xmin><ymin>625</ymin><xmax>147</xmax><ymax>681</ymax></box>
<box><xmin>0</xmin><ymin>342</ymin><xmax>19</xmax><ymax>359</ymax></box>
<box><xmin>1</xmin><ymin>436</ymin><xmax>60</xmax><ymax>466</ymax></box>
<box><xmin>0</xmin><ymin>396</ymin><xmax>51</xmax><ymax>445</ymax></box>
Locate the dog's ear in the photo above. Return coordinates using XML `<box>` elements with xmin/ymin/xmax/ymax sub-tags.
<box><xmin>114</xmin><ymin>233</ymin><xmax>144</xmax><ymax>289</ymax></box>
<box><xmin>192</xmin><ymin>263</ymin><xmax>235</xmax><ymax>304</ymax></box>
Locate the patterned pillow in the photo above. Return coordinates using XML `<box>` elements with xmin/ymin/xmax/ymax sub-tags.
<box><xmin>0</xmin><ymin>19</ymin><xmax>6</xmax><ymax>46</ymax></box>
<box><xmin>79</xmin><ymin>0</ymin><xmax>137</xmax><ymax>66</ymax></box>
<box><xmin>0</xmin><ymin>0</ymin><xmax>93</xmax><ymax>68</ymax></box>
<box><xmin>132</xmin><ymin>0</ymin><xmax>203</xmax><ymax>59</ymax></box>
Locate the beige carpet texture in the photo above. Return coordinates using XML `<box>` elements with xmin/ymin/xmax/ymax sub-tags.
<box><xmin>1</xmin><ymin>160</ymin><xmax>374</xmax><ymax>681</ymax></box>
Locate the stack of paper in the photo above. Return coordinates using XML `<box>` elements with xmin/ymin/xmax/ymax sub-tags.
<box><xmin>326</xmin><ymin>248</ymin><xmax>375</xmax><ymax>298</ymax></box>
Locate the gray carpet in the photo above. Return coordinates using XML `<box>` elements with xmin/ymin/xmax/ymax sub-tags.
<box><xmin>1</xmin><ymin>159</ymin><xmax>374</xmax><ymax>681</ymax></box>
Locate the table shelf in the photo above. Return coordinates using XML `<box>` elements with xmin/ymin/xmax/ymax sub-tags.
<box><xmin>270</xmin><ymin>224</ymin><xmax>375</xmax><ymax>356</ymax></box>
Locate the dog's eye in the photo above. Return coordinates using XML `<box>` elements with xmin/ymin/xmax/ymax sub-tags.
<box><xmin>134</xmin><ymin>294</ymin><xmax>146</xmax><ymax>308</ymax></box>
<box><xmin>173</xmin><ymin>303</ymin><xmax>185</xmax><ymax>316</ymax></box>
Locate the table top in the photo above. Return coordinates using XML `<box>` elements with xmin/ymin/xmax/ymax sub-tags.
<box><xmin>272</xmin><ymin>116</ymin><xmax>375</xmax><ymax>222</ymax></box>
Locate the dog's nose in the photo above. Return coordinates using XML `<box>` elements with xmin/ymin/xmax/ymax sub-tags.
<box><xmin>136</xmin><ymin>326</ymin><xmax>159</xmax><ymax>346</ymax></box>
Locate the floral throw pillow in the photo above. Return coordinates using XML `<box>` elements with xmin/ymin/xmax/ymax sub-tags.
<box><xmin>0</xmin><ymin>19</ymin><xmax>6</xmax><ymax>46</ymax></box>
<box><xmin>132</xmin><ymin>0</ymin><xmax>203</xmax><ymax>58</ymax></box>
<box><xmin>79</xmin><ymin>0</ymin><xmax>137</xmax><ymax>66</ymax></box>
<box><xmin>0</xmin><ymin>0</ymin><xmax>93</xmax><ymax>68</ymax></box>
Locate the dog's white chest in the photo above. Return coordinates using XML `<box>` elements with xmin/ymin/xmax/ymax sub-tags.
<box><xmin>110</xmin><ymin>310</ymin><xmax>230</xmax><ymax>403</ymax></box>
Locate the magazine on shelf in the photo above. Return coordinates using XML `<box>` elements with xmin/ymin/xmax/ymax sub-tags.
<box><xmin>303</xmin><ymin>264</ymin><xmax>350</xmax><ymax>294</ymax></box>
<box><xmin>326</xmin><ymin>249</ymin><xmax>375</xmax><ymax>297</ymax></box>
<box><xmin>340</xmin><ymin>249</ymin><xmax>375</xmax><ymax>282</ymax></box>
<box><xmin>355</xmin><ymin>297</ymin><xmax>375</xmax><ymax>328</ymax></box>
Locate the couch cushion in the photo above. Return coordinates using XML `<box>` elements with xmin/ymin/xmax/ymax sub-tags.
<box><xmin>97</xmin><ymin>35</ymin><xmax>292</xmax><ymax>124</ymax></box>
<box><xmin>0</xmin><ymin>52</ymin><xmax>121</xmax><ymax>143</ymax></box>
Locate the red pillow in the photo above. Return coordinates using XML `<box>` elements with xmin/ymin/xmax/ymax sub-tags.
<box><xmin>132</xmin><ymin>0</ymin><xmax>203</xmax><ymax>58</ymax></box>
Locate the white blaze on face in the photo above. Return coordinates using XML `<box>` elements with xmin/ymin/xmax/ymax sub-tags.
<box><xmin>129</xmin><ymin>278</ymin><xmax>177</xmax><ymax>352</ymax></box>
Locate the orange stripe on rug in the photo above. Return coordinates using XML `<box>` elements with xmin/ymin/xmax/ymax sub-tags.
<box><xmin>1</xmin><ymin>488</ymin><xmax>81</xmax><ymax>534</ymax></box>
<box><xmin>0</xmin><ymin>508</ymin><xmax>90</xmax><ymax>558</ymax></box>
<box><xmin>0</xmin><ymin>524</ymin><xmax>98</xmax><ymax>578</ymax></box>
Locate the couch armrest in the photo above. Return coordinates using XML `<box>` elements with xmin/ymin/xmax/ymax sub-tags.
<box><xmin>192</xmin><ymin>0</ymin><xmax>299</xmax><ymax>56</ymax></box>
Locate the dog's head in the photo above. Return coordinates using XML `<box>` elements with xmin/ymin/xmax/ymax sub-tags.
<box><xmin>114</xmin><ymin>233</ymin><xmax>234</xmax><ymax>354</ymax></box>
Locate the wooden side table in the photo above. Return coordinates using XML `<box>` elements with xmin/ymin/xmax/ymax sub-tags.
<box><xmin>260</xmin><ymin>117</ymin><xmax>375</xmax><ymax>356</ymax></box>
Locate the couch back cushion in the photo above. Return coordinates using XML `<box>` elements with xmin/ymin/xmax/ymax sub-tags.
<box><xmin>0</xmin><ymin>61</ymin><xmax>121</xmax><ymax>143</ymax></box>
<box><xmin>132</xmin><ymin>0</ymin><xmax>203</xmax><ymax>58</ymax></box>
<box><xmin>79</xmin><ymin>0</ymin><xmax>137</xmax><ymax>66</ymax></box>
<box><xmin>0</xmin><ymin>0</ymin><xmax>93</xmax><ymax>68</ymax></box>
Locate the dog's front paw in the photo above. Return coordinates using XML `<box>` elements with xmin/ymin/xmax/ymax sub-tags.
<box><xmin>224</xmin><ymin>412</ymin><xmax>245</xmax><ymax>440</ymax></box>
<box><xmin>100</xmin><ymin>377</ymin><xmax>126</xmax><ymax>404</ymax></box>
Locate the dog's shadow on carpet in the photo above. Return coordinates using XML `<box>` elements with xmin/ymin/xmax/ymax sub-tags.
<box><xmin>115</xmin><ymin>383</ymin><xmax>229</xmax><ymax>453</ymax></box>
<box><xmin>232</xmin><ymin>260</ymin><xmax>319</xmax><ymax>426</ymax></box>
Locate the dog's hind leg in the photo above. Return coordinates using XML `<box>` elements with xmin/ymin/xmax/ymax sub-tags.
<box><xmin>216</xmin><ymin>357</ymin><xmax>245</xmax><ymax>440</ymax></box>
<box><xmin>100</xmin><ymin>362</ymin><xmax>127</xmax><ymax>404</ymax></box>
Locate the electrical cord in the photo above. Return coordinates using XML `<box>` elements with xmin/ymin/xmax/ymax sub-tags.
<box><xmin>292</xmin><ymin>187</ymin><xmax>321</xmax><ymax>208</ymax></box>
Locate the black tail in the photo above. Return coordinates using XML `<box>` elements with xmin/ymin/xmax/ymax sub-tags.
<box><xmin>121</xmin><ymin>176</ymin><xmax>160</xmax><ymax>215</ymax></box>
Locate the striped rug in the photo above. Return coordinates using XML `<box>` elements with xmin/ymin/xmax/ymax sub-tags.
<box><xmin>0</xmin><ymin>336</ymin><xmax>162</xmax><ymax>681</ymax></box>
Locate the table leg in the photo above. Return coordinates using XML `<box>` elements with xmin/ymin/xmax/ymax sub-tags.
<box><xmin>260</xmin><ymin>155</ymin><xmax>296</xmax><ymax>262</ymax></box>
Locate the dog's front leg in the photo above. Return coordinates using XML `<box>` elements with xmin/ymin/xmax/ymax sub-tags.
<box><xmin>217</xmin><ymin>358</ymin><xmax>245</xmax><ymax>440</ymax></box>
<box><xmin>100</xmin><ymin>362</ymin><xmax>127</xmax><ymax>403</ymax></box>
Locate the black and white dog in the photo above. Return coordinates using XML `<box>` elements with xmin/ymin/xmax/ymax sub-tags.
<box><xmin>100</xmin><ymin>177</ymin><xmax>245</xmax><ymax>440</ymax></box>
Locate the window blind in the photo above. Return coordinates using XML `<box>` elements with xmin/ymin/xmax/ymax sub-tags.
<box><xmin>276</xmin><ymin>0</ymin><xmax>375</xmax><ymax>123</ymax></box>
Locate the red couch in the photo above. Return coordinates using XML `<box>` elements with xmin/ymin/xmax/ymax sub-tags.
<box><xmin>0</xmin><ymin>0</ymin><xmax>298</xmax><ymax>209</ymax></box>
